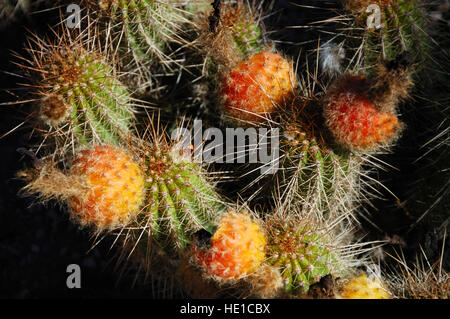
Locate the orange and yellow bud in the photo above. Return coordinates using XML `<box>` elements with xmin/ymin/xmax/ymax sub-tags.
<box><xmin>69</xmin><ymin>145</ymin><xmax>145</xmax><ymax>229</ymax></box>
<box><xmin>221</xmin><ymin>51</ymin><xmax>295</xmax><ymax>124</ymax></box>
<box><xmin>339</xmin><ymin>274</ymin><xmax>391</xmax><ymax>299</ymax></box>
<box><xmin>194</xmin><ymin>210</ymin><xmax>266</xmax><ymax>281</ymax></box>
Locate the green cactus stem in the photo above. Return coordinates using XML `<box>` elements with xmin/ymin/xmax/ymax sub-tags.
<box><xmin>17</xmin><ymin>29</ymin><xmax>135</xmax><ymax>155</ymax></box>
<box><xmin>123</xmin><ymin>134</ymin><xmax>226</xmax><ymax>255</ymax></box>
<box><xmin>265</xmin><ymin>214</ymin><xmax>338</xmax><ymax>294</ymax></box>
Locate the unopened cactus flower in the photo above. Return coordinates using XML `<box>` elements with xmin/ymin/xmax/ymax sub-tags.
<box><xmin>220</xmin><ymin>51</ymin><xmax>296</xmax><ymax>124</ymax></box>
<box><xmin>323</xmin><ymin>74</ymin><xmax>401</xmax><ymax>151</ymax></box>
<box><xmin>69</xmin><ymin>145</ymin><xmax>146</xmax><ymax>229</ymax></box>
<box><xmin>338</xmin><ymin>274</ymin><xmax>391</xmax><ymax>299</ymax></box>
<box><xmin>193</xmin><ymin>209</ymin><xmax>266</xmax><ymax>281</ymax></box>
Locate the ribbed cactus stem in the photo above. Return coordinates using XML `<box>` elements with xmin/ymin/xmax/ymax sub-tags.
<box><xmin>89</xmin><ymin>0</ymin><xmax>188</xmax><ymax>66</ymax></box>
<box><xmin>265</xmin><ymin>215</ymin><xmax>337</xmax><ymax>294</ymax></box>
<box><xmin>121</xmin><ymin>136</ymin><xmax>226</xmax><ymax>254</ymax></box>
<box><xmin>276</xmin><ymin>110</ymin><xmax>356</xmax><ymax>220</ymax></box>
<box><xmin>341</xmin><ymin>0</ymin><xmax>428</xmax><ymax>76</ymax></box>
<box><xmin>21</xmin><ymin>31</ymin><xmax>135</xmax><ymax>151</ymax></box>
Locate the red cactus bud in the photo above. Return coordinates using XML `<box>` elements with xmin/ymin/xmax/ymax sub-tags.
<box><xmin>323</xmin><ymin>74</ymin><xmax>401</xmax><ymax>151</ymax></box>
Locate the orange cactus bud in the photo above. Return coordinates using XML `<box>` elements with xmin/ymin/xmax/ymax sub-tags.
<box><xmin>194</xmin><ymin>210</ymin><xmax>266</xmax><ymax>281</ymax></box>
<box><xmin>324</xmin><ymin>74</ymin><xmax>401</xmax><ymax>151</ymax></box>
<box><xmin>221</xmin><ymin>51</ymin><xmax>295</xmax><ymax>124</ymax></box>
<box><xmin>339</xmin><ymin>274</ymin><xmax>391</xmax><ymax>299</ymax></box>
<box><xmin>69</xmin><ymin>145</ymin><xmax>145</xmax><ymax>229</ymax></box>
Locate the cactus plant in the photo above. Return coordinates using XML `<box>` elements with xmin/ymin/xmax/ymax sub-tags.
<box><xmin>184</xmin><ymin>0</ymin><xmax>270</xmax><ymax>120</ymax></box>
<box><xmin>216</xmin><ymin>1</ymin><xmax>265</xmax><ymax>59</ymax></box>
<box><xmin>125</xmin><ymin>132</ymin><xmax>226</xmax><ymax>253</ymax></box>
<box><xmin>2</xmin><ymin>0</ymin><xmax>448</xmax><ymax>300</ymax></box>
<box><xmin>263</xmin><ymin>210</ymin><xmax>340</xmax><ymax>294</ymax></box>
<box><xmin>196</xmin><ymin>0</ymin><xmax>266</xmax><ymax>66</ymax></box>
<box><xmin>277</xmin><ymin>116</ymin><xmax>357</xmax><ymax>220</ymax></box>
<box><xmin>340</xmin><ymin>0</ymin><xmax>429</xmax><ymax>75</ymax></box>
<box><xmin>15</xmin><ymin>26</ymin><xmax>135</xmax><ymax>156</ymax></box>
<box><xmin>82</xmin><ymin>0</ymin><xmax>191</xmax><ymax>93</ymax></box>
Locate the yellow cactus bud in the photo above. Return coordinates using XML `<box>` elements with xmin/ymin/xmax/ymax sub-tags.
<box><xmin>339</xmin><ymin>274</ymin><xmax>391</xmax><ymax>299</ymax></box>
<box><xmin>69</xmin><ymin>145</ymin><xmax>146</xmax><ymax>229</ymax></box>
<box><xmin>194</xmin><ymin>210</ymin><xmax>266</xmax><ymax>281</ymax></box>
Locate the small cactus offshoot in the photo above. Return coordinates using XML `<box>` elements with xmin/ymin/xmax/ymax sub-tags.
<box><xmin>218</xmin><ymin>1</ymin><xmax>265</xmax><ymax>58</ymax></box>
<box><xmin>196</xmin><ymin>0</ymin><xmax>266</xmax><ymax>68</ymax></box>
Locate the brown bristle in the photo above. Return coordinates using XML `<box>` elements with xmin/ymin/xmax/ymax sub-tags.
<box><xmin>40</xmin><ymin>94</ymin><xmax>70</xmax><ymax>125</ymax></box>
<box><xmin>248</xmin><ymin>264</ymin><xmax>283</xmax><ymax>298</ymax></box>
<box><xmin>369</xmin><ymin>58</ymin><xmax>414</xmax><ymax>112</ymax></box>
<box><xmin>197</xmin><ymin>0</ymin><xmax>266</xmax><ymax>71</ymax></box>
<box><xmin>17</xmin><ymin>162</ymin><xmax>86</xmax><ymax>203</ymax></box>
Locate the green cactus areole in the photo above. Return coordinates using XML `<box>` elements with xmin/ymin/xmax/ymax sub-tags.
<box><xmin>265</xmin><ymin>218</ymin><xmax>337</xmax><ymax>294</ymax></box>
<box><xmin>37</xmin><ymin>46</ymin><xmax>134</xmax><ymax>147</ymax></box>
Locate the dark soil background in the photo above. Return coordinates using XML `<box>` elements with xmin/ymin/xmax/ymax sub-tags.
<box><xmin>0</xmin><ymin>0</ymin><xmax>448</xmax><ymax>298</ymax></box>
